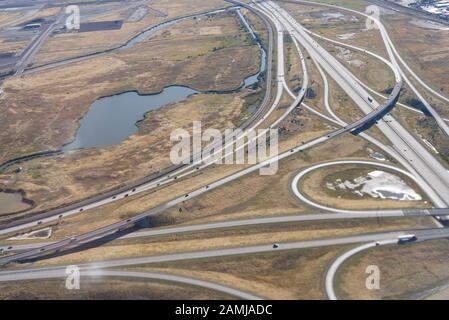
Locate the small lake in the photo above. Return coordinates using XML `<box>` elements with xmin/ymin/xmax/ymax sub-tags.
<box><xmin>62</xmin><ymin>86</ymin><xmax>199</xmax><ymax>151</ymax></box>
<box><xmin>63</xmin><ymin>10</ymin><xmax>266</xmax><ymax>152</ymax></box>
<box><xmin>0</xmin><ymin>192</ymin><xmax>32</xmax><ymax>215</ymax></box>
<box><xmin>63</xmin><ymin>51</ymin><xmax>266</xmax><ymax>151</ymax></box>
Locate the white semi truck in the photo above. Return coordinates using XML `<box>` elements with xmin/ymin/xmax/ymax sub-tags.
<box><xmin>397</xmin><ymin>234</ymin><xmax>417</xmax><ymax>244</ymax></box>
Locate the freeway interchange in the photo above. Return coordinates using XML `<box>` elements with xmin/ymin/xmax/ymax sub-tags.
<box><xmin>1</xmin><ymin>0</ymin><xmax>449</xmax><ymax>300</ymax></box>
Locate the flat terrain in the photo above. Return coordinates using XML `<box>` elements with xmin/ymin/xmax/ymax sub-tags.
<box><xmin>0</xmin><ymin>114</ymin><xmax>372</xmax><ymax>236</ymax></box>
<box><xmin>300</xmin><ymin>164</ymin><xmax>430</xmax><ymax>210</ymax></box>
<box><xmin>0</xmin><ymin>278</ymin><xmax>231</xmax><ymax>300</ymax></box>
<box><xmin>336</xmin><ymin>239</ymin><xmax>449</xmax><ymax>299</ymax></box>
<box><xmin>14</xmin><ymin>217</ymin><xmax>423</xmax><ymax>268</ymax></box>
<box><xmin>280</xmin><ymin>0</ymin><xmax>449</xmax><ymax>167</ymax></box>
<box><xmin>383</xmin><ymin>14</ymin><xmax>449</xmax><ymax>109</ymax></box>
<box><xmin>33</xmin><ymin>0</ymin><xmax>228</xmax><ymax>66</ymax></box>
<box><xmin>281</xmin><ymin>1</ymin><xmax>390</xmax><ymax>58</ymax></box>
<box><xmin>0</xmin><ymin>0</ymin><xmax>448</xmax><ymax>302</ymax></box>
<box><xmin>0</xmin><ymin>11</ymin><xmax>261</xmax><ymax>217</ymax></box>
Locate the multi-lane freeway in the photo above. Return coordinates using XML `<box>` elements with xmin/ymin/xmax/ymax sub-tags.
<box><xmin>1</xmin><ymin>0</ymin><xmax>449</xmax><ymax>300</ymax></box>
<box><xmin>0</xmin><ymin>3</ymin><xmax>276</xmax><ymax>236</ymax></box>
<box><xmin>2</xmin><ymin>227</ymin><xmax>449</xmax><ymax>300</ymax></box>
<box><xmin>13</xmin><ymin>9</ymin><xmax>63</xmax><ymax>75</ymax></box>
<box><xmin>4</xmin><ymin>207</ymin><xmax>449</xmax><ymax>254</ymax></box>
<box><xmin>262</xmin><ymin>0</ymin><xmax>449</xmax><ymax>208</ymax></box>
<box><xmin>0</xmin><ymin>0</ymin><xmax>446</xmax><ymax>266</ymax></box>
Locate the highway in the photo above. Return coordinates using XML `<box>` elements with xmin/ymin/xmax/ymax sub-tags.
<box><xmin>0</xmin><ymin>0</ymin><xmax>397</xmax><ymax>241</ymax></box>
<box><xmin>5</xmin><ymin>207</ymin><xmax>449</xmax><ymax>254</ymax></box>
<box><xmin>289</xmin><ymin>0</ymin><xmax>449</xmax><ymax>136</ymax></box>
<box><xmin>22</xmin><ymin>8</ymin><xmax>236</xmax><ymax>75</ymax></box>
<box><xmin>0</xmin><ymin>0</ymin><xmax>444</xmax><ymax>266</ymax></box>
<box><xmin>14</xmin><ymin>9</ymin><xmax>63</xmax><ymax>75</ymax></box>
<box><xmin>324</xmin><ymin>240</ymin><xmax>396</xmax><ymax>300</ymax></box>
<box><xmin>0</xmin><ymin>2</ymin><xmax>277</xmax><ymax>237</ymax></box>
<box><xmin>0</xmin><ymin>0</ymin><xmax>292</xmax><ymax>263</ymax></box>
<box><xmin>0</xmin><ymin>3</ymin><xmax>46</xmax><ymax>30</ymax></box>
<box><xmin>1</xmin><ymin>0</ymin><xmax>449</xmax><ymax>300</ymax></box>
<box><xmin>323</xmin><ymin>226</ymin><xmax>449</xmax><ymax>300</ymax></box>
<box><xmin>0</xmin><ymin>268</ymin><xmax>261</xmax><ymax>300</ymax></box>
<box><xmin>255</xmin><ymin>0</ymin><xmax>420</xmax><ymax>179</ymax></box>
<box><xmin>291</xmin><ymin>25</ymin><xmax>448</xmax><ymax>213</ymax></box>
<box><xmin>291</xmin><ymin>47</ymin><xmax>449</xmax><ymax>214</ymax></box>
<box><xmin>258</xmin><ymin>0</ymin><xmax>449</xmax><ymax>206</ymax></box>
<box><xmin>261</xmin><ymin>0</ymin><xmax>449</xmax><ymax>209</ymax></box>
<box><xmin>270</xmin><ymin>3</ymin><xmax>449</xmax><ymax>294</ymax></box>
<box><xmin>0</xmin><ymin>0</ymin><xmax>306</xmax><ymax>244</ymax></box>
<box><xmin>1</xmin><ymin>228</ymin><xmax>449</xmax><ymax>285</ymax></box>
<box><xmin>0</xmin><ymin>87</ymin><xmax>418</xmax><ymax>265</ymax></box>
<box><xmin>303</xmin><ymin>25</ymin><xmax>449</xmax><ymax>124</ymax></box>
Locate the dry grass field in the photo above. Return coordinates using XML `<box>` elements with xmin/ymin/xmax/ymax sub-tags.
<box><xmin>0</xmin><ymin>0</ymin><xmax>447</xmax><ymax>301</ymax></box>
<box><xmin>336</xmin><ymin>239</ymin><xmax>449</xmax><ymax>299</ymax></box>
<box><xmin>0</xmin><ymin>11</ymin><xmax>262</xmax><ymax>217</ymax></box>
<box><xmin>0</xmin><ymin>278</ymin><xmax>231</xmax><ymax>300</ymax></box>
<box><xmin>280</xmin><ymin>1</ymin><xmax>389</xmax><ymax>58</ymax></box>
<box><xmin>33</xmin><ymin>0</ymin><xmax>228</xmax><ymax>66</ymax></box>
<box><xmin>383</xmin><ymin>14</ymin><xmax>449</xmax><ymax>108</ymax></box>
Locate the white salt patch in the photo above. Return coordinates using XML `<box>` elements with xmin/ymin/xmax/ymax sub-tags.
<box><xmin>337</xmin><ymin>33</ymin><xmax>355</xmax><ymax>40</ymax></box>
<box><xmin>326</xmin><ymin>182</ymin><xmax>336</xmax><ymax>190</ymax></box>
<box><xmin>322</xmin><ymin>12</ymin><xmax>344</xmax><ymax>19</ymax></box>
<box><xmin>348</xmin><ymin>59</ymin><xmax>365</xmax><ymax>67</ymax></box>
<box><xmin>326</xmin><ymin>170</ymin><xmax>422</xmax><ymax>201</ymax></box>
<box><xmin>361</xmin><ymin>171</ymin><xmax>422</xmax><ymax>201</ymax></box>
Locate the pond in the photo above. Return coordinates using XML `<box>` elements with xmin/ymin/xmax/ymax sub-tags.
<box><xmin>63</xmin><ymin>9</ymin><xmax>266</xmax><ymax>151</ymax></box>
<box><xmin>62</xmin><ymin>86</ymin><xmax>199</xmax><ymax>151</ymax></box>
<box><xmin>0</xmin><ymin>191</ymin><xmax>32</xmax><ymax>215</ymax></box>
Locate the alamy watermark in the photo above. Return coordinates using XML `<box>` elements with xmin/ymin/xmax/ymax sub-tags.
<box><xmin>65</xmin><ymin>5</ymin><xmax>80</xmax><ymax>31</ymax></box>
<box><xmin>365</xmin><ymin>265</ymin><xmax>380</xmax><ymax>290</ymax></box>
<box><xmin>170</xmin><ymin>122</ymin><xmax>279</xmax><ymax>176</ymax></box>
<box><xmin>365</xmin><ymin>5</ymin><xmax>380</xmax><ymax>30</ymax></box>
<box><xmin>65</xmin><ymin>265</ymin><xmax>80</xmax><ymax>290</ymax></box>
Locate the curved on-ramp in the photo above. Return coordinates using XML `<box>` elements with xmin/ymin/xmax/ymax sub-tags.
<box><xmin>325</xmin><ymin>240</ymin><xmax>396</xmax><ymax>300</ymax></box>
<box><xmin>0</xmin><ymin>269</ymin><xmax>261</xmax><ymax>300</ymax></box>
<box><xmin>290</xmin><ymin>160</ymin><xmax>426</xmax><ymax>214</ymax></box>
<box><xmin>284</xmin><ymin>0</ymin><xmax>449</xmax><ymax>136</ymax></box>
<box><xmin>0</xmin><ymin>1</ymin><xmax>277</xmax><ymax>238</ymax></box>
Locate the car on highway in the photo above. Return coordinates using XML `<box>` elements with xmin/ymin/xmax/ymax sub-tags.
<box><xmin>273</xmin><ymin>244</ymin><xmax>279</xmax><ymax>249</ymax></box>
